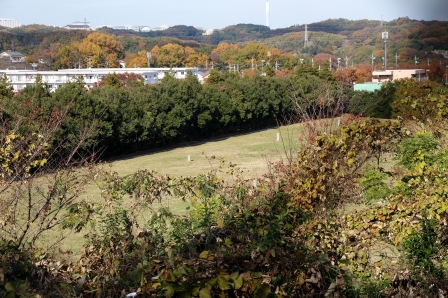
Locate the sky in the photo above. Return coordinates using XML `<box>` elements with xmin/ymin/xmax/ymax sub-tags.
<box><xmin>2</xmin><ymin>0</ymin><xmax>448</xmax><ymax>30</ymax></box>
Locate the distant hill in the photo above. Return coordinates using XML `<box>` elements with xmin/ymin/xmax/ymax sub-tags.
<box><xmin>250</xmin><ymin>17</ymin><xmax>448</xmax><ymax>66</ymax></box>
<box><xmin>1</xmin><ymin>18</ymin><xmax>447</xmax><ymax>67</ymax></box>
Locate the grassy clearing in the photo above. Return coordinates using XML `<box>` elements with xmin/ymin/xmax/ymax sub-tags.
<box><xmin>54</xmin><ymin>123</ymin><xmax>305</xmax><ymax>253</ymax></box>
<box><xmin>107</xmin><ymin>124</ymin><xmax>304</xmax><ymax>179</ymax></box>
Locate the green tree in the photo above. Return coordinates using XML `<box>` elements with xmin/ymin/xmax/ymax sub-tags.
<box><xmin>103</xmin><ymin>73</ymin><xmax>123</xmax><ymax>88</ymax></box>
<box><xmin>0</xmin><ymin>73</ymin><xmax>14</xmax><ymax>99</ymax></box>
<box><xmin>205</xmin><ymin>68</ymin><xmax>222</xmax><ymax>85</ymax></box>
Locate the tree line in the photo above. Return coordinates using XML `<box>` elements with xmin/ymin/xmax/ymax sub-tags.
<box><xmin>1</xmin><ymin>71</ymin><xmax>317</xmax><ymax>157</ymax></box>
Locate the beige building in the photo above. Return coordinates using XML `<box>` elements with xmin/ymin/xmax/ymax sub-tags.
<box><xmin>372</xmin><ymin>69</ymin><xmax>429</xmax><ymax>83</ymax></box>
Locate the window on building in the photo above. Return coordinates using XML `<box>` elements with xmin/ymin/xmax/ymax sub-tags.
<box><xmin>181</xmin><ymin>71</ymin><xmax>184</xmax><ymax>75</ymax></box>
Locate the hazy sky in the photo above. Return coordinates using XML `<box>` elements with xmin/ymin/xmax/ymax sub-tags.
<box><xmin>2</xmin><ymin>0</ymin><xmax>447</xmax><ymax>29</ymax></box>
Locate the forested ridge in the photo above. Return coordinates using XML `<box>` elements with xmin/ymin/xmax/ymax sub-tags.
<box><xmin>1</xmin><ymin>17</ymin><xmax>448</xmax><ymax>73</ymax></box>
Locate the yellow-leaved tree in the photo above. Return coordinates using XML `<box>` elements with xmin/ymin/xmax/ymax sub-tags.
<box><xmin>77</xmin><ymin>33</ymin><xmax>123</xmax><ymax>68</ymax></box>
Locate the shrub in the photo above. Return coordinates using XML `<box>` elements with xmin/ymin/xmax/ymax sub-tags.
<box><xmin>349</xmin><ymin>83</ymin><xmax>396</xmax><ymax>119</ymax></box>
<box><xmin>359</xmin><ymin>166</ymin><xmax>391</xmax><ymax>204</ymax></box>
<box><xmin>396</xmin><ymin>131</ymin><xmax>438</xmax><ymax>170</ymax></box>
<box><xmin>402</xmin><ymin>211</ymin><xmax>444</xmax><ymax>281</ymax></box>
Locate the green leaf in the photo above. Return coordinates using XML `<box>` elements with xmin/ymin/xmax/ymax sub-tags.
<box><xmin>16</xmin><ymin>283</ymin><xmax>26</xmax><ymax>295</ymax></box>
<box><xmin>178</xmin><ymin>266</ymin><xmax>188</xmax><ymax>276</ymax></box>
<box><xmin>4</xmin><ymin>282</ymin><xmax>14</xmax><ymax>292</ymax></box>
<box><xmin>233</xmin><ymin>278</ymin><xmax>243</xmax><ymax>290</ymax></box>
<box><xmin>199</xmin><ymin>251</ymin><xmax>209</xmax><ymax>259</ymax></box>
<box><xmin>217</xmin><ymin>277</ymin><xmax>231</xmax><ymax>290</ymax></box>
<box><xmin>254</xmin><ymin>283</ymin><xmax>270</xmax><ymax>298</ymax></box>
<box><xmin>199</xmin><ymin>287</ymin><xmax>212</xmax><ymax>298</ymax></box>
<box><xmin>191</xmin><ymin>287</ymin><xmax>200</xmax><ymax>296</ymax></box>
<box><xmin>164</xmin><ymin>285</ymin><xmax>175</xmax><ymax>298</ymax></box>
<box><xmin>209</xmin><ymin>278</ymin><xmax>217</xmax><ymax>286</ymax></box>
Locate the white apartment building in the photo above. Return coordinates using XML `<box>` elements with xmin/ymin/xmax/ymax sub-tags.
<box><xmin>0</xmin><ymin>68</ymin><xmax>198</xmax><ymax>92</ymax></box>
<box><xmin>0</xmin><ymin>19</ymin><xmax>21</xmax><ymax>28</ymax></box>
<box><xmin>122</xmin><ymin>67</ymin><xmax>198</xmax><ymax>81</ymax></box>
<box><xmin>97</xmin><ymin>25</ymin><xmax>151</xmax><ymax>32</ymax></box>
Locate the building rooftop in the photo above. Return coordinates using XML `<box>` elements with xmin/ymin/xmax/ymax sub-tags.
<box><xmin>0</xmin><ymin>51</ymin><xmax>24</xmax><ymax>57</ymax></box>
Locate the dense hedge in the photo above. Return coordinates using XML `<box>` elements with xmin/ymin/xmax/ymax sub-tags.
<box><xmin>2</xmin><ymin>73</ymin><xmax>304</xmax><ymax>157</ymax></box>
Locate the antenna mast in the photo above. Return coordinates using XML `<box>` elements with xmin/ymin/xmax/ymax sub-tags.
<box><xmin>266</xmin><ymin>0</ymin><xmax>270</xmax><ymax>28</ymax></box>
<box><xmin>304</xmin><ymin>23</ymin><xmax>308</xmax><ymax>47</ymax></box>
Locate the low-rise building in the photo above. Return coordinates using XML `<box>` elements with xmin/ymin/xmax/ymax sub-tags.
<box><xmin>65</xmin><ymin>21</ymin><xmax>91</xmax><ymax>30</ymax></box>
<box><xmin>353</xmin><ymin>82</ymin><xmax>383</xmax><ymax>92</ymax></box>
<box><xmin>0</xmin><ymin>51</ymin><xmax>25</xmax><ymax>63</ymax></box>
<box><xmin>197</xmin><ymin>70</ymin><xmax>211</xmax><ymax>84</ymax></box>
<box><xmin>372</xmin><ymin>69</ymin><xmax>429</xmax><ymax>83</ymax></box>
<box><xmin>203</xmin><ymin>29</ymin><xmax>215</xmax><ymax>36</ymax></box>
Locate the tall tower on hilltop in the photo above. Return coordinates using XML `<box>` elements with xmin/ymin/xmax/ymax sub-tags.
<box><xmin>304</xmin><ymin>23</ymin><xmax>308</xmax><ymax>47</ymax></box>
<box><xmin>266</xmin><ymin>0</ymin><xmax>270</xmax><ymax>28</ymax></box>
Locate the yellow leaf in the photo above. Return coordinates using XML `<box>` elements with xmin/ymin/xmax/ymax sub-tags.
<box><xmin>297</xmin><ymin>272</ymin><xmax>305</xmax><ymax>285</ymax></box>
<box><xmin>199</xmin><ymin>251</ymin><xmax>209</xmax><ymax>259</ymax></box>
<box><xmin>225</xmin><ymin>238</ymin><xmax>231</xmax><ymax>246</ymax></box>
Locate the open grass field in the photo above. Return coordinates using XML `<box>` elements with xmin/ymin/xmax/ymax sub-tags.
<box><xmin>52</xmin><ymin>123</ymin><xmax>306</xmax><ymax>253</ymax></box>
<box><xmin>107</xmin><ymin>124</ymin><xmax>305</xmax><ymax>178</ymax></box>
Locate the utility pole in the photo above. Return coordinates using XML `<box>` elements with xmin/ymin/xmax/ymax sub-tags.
<box><xmin>345</xmin><ymin>56</ymin><xmax>349</xmax><ymax>69</ymax></box>
<box><xmin>382</xmin><ymin>31</ymin><xmax>388</xmax><ymax>70</ymax></box>
<box><xmin>275</xmin><ymin>61</ymin><xmax>280</xmax><ymax>70</ymax></box>
<box><xmin>371</xmin><ymin>53</ymin><xmax>376</xmax><ymax>70</ymax></box>
<box><xmin>395</xmin><ymin>53</ymin><xmax>398</xmax><ymax>69</ymax></box>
